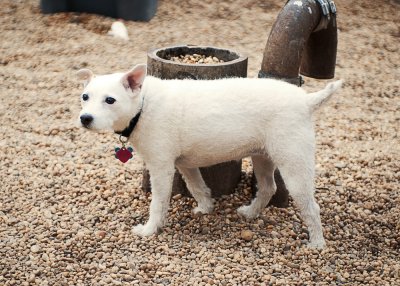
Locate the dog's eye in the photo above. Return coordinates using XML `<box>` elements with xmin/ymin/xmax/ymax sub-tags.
<box><xmin>105</xmin><ymin>97</ymin><xmax>116</xmax><ymax>104</ymax></box>
<box><xmin>82</xmin><ymin>94</ymin><xmax>89</xmax><ymax>101</ymax></box>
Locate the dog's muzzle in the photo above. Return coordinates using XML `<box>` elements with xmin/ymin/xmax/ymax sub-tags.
<box><xmin>80</xmin><ymin>114</ymin><xmax>93</xmax><ymax>128</ymax></box>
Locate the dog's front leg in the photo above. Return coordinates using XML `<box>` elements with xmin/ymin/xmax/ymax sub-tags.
<box><xmin>133</xmin><ymin>165</ymin><xmax>175</xmax><ymax>236</ymax></box>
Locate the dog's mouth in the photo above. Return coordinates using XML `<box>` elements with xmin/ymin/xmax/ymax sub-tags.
<box><xmin>80</xmin><ymin>120</ymin><xmax>93</xmax><ymax>129</ymax></box>
<box><xmin>81</xmin><ymin>124</ymin><xmax>92</xmax><ymax>129</ymax></box>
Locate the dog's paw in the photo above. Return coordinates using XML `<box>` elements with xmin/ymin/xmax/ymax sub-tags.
<box><xmin>193</xmin><ymin>199</ymin><xmax>215</xmax><ymax>215</ymax></box>
<box><xmin>132</xmin><ymin>223</ymin><xmax>159</xmax><ymax>237</ymax></box>
<box><xmin>237</xmin><ymin>205</ymin><xmax>259</xmax><ymax>220</ymax></box>
<box><xmin>307</xmin><ymin>239</ymin><xmax>326</xmax><ymax>249</ymax></box>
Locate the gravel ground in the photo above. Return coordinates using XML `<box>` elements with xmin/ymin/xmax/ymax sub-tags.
<box><xmin>1</xmin><ymin>0</ymin><xmax>399</xmax><ymax>285</ymax></box>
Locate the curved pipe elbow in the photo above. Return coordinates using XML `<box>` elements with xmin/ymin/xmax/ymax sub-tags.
<box><xmin>260</xmin><ymin>0</ymin><xmax>337</xmax><ymax>84</ymax></box>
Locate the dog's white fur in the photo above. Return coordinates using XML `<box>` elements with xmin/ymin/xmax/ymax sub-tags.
<box><xmin>78</xmin><ymin>64</ymin><xmax>342</xmax><ymax>248</ymax></box>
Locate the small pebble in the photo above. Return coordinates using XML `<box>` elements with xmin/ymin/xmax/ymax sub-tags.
<box><xmin>172</xmin><ymin>194</ymin><xmax>182</xmax><ymax>200</ymax></box>
<box><xmin>240</xmin><ymin>230</ymin><xmax>254</xmax><ymax>241</ymax></box>
<box><xmin>31</xmin><ymin>245</ymin><xmax>41</xmax><ymax>253</ymax></box>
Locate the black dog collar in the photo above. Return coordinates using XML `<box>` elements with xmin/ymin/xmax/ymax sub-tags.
<box><xmin>115</xmin><ymin>111</ymin><xmax>141</xmax><ymax>138</ymax></box>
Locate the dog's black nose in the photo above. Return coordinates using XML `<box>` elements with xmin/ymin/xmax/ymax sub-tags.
<box><xmin>80</xmin><ymin>114</ymin><xmax>93</xmax><ymax>127</ymax></box>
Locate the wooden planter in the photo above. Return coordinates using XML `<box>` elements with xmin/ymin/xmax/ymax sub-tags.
<box><xmin>143</xmin><ymin>45</ymin><xmax>248</xmax><ymax>197</ymax></box>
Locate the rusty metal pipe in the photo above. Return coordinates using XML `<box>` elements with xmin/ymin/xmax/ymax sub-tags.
<box><xmin>257</xmin><ymin>0</ymin><xmax>338</xmax><ymax>208</ymax></box>
<box><xmin>260</xmin><ymin>0</ymin><xmax>337</xmax><ymax>84</ymax></box>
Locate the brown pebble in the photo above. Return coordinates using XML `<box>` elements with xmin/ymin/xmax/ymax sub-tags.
<box><xmin>240</xmin><ymin>230</ymin><xmax>254</xmax><ymax>241</ymax></box>
<box><xmin>96</xmin><ymin>230</ymin><xmax>107</xmax><ymax>239</ymax></box>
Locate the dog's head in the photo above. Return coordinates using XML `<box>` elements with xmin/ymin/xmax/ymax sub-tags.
<box><xmin>77</xmin><ymin>64</ymin><xmax>146</xmax><ymax>132</ymax></box>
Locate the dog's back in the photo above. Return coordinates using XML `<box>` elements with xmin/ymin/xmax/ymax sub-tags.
<box><xmin>137</xmin><ymin>77</ymin><xmax>341</xmax><ymax>168</ymax></box>
<box><xmin>142</xmin><ymin>76</ymin><xmax>341</xmax><ymax>116</ymax></box>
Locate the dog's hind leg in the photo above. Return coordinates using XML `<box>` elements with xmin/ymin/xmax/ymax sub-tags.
<box><xmin>237</xmin><ymin>155</ymin><xmax>276</xmax><ymax>219</ymax></box>
<box><xmin>276</xmin><ymin>153</ymin><xmax>326</xmax><ymax>249</ymax></box>
<box><xmin>177</xmin><ymin>166</ymin><xmax>214</xmax><ymax>214</ymax></box>
<box><xmin>133</xmin><ymin>164</ymin><xmax>175</xmax><ymax>236</ymax></box>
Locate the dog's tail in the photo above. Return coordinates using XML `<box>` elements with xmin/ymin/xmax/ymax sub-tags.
<box><xmin>307</xmin><ymin>80</ymin><xmax>343</xmax><ymax>112</ymax></box>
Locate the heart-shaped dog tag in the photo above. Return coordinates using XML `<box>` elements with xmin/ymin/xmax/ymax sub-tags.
<box><xmin>115</xmin><ymin>147</ymin><xmax>133</xmax><ymax>163</ymax></box>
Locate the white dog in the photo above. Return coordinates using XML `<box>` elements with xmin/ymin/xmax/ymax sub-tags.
<box><xmin>77</xmin><ymin>64</ymin><xmax>342</xmax><ymax>248</ymax></box>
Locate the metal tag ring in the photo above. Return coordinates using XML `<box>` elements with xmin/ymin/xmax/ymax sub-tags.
<box><xmin>119</xmin><ymin>135</ymin><xmax>129</xmax><ymax>144</ymax></box>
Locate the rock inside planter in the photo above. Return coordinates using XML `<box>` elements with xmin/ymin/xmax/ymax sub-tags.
<box><xmin>143</xmin><ymin>45</ymin><xmax>248</xmax><ymax>197</ymax></box>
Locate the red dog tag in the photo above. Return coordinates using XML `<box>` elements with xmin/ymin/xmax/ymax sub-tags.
<box><xmin>115</xmin><ymin>147</ymin><xmax>133</xmax><ymax>163</ymax></box>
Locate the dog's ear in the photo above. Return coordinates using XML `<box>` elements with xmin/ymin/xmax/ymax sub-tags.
<box><xmin>121</xmin><ymin>64</ymin><xmax>147</xmax><ymax>92</ymax></box>
<box><xmin>77</xmin><ymin>69</ymin><xmax>94</xmax><ymax>87</ymax></box>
